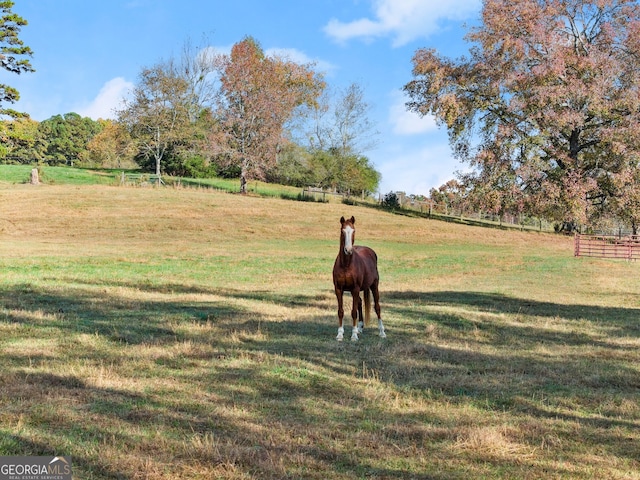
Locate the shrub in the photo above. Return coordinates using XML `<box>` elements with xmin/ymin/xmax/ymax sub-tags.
<box><xmin>381</xmin><ymin>191</ymin><xmax>400</xmax><ymax>210</ymax></box>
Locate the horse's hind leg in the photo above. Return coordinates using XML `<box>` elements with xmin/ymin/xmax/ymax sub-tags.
<box><xmin>335</xmin><ymin>287</ymin><xmax>345</xmax><ymax>341</ymax></box>
<box><xmin>371</xmin><ymin>280</ymin><xmax>386</xmax><ymax>338</ymax></box>
<box><xmin>357</xmin><ymin>293</ymin><xmax>364</xmax><ymax>334</ymax></box>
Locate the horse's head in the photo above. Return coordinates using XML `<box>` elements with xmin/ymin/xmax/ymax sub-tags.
<box><xmin>340</xmin><ymin>216</ymin><xmax>356</xmax><ymax>255</ymax></box>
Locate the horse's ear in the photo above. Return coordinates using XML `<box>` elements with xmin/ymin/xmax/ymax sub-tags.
<box><xmin>340</xmin><ymin>216</ymin><xmax>345</xmax><ymax>224</ymax></box>
<box><xmin>350</xmin><ymin>216</ymin><xmax>355</xmax><ymax>224</ymax></box>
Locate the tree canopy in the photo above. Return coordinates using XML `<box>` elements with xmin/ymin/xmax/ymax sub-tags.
<box><xmin>0</xmin><ymin>0</ymin><xmax>34</xmax><ymax>117</ymax></box>
<box><xmin>213</xmin><ymin>37</ymin><xmax>325</xmax><ymax>193</ymax></box>
<box><xmin>0</xmin><ymin>113</ymin><xmax>104</xmax><ymax>165</ymax></box>
<box><xmin>404</xmin><ymin>0</ymin><xmax>640</xmax><ymax>230</ymax></box>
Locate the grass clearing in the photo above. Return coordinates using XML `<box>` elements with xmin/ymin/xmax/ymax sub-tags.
<box><xmin>0</xmin><ymin>183</ymin><xmax>638</xmax><ymax>479</ymax></box>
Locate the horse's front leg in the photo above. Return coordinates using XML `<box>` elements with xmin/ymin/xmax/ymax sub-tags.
<box><xmin>335</xmin><ymin>287</ymin><xmax>345</xmax><ymax>341</ymax></box>
<box><xmin>350</xmin><ymin>288</ymin><xmax>361</xmax><ymax>342</ymax></box>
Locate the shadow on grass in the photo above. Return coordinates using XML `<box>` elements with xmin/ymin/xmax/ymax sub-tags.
<box><xmin>1</xmin><ymin>282</ymin><xmax>255</xmax><ymax>346</ymax></box>
<box><xmin>0</xmin><ymin>431</ymin><xmax>132</xmax><ymax>480</ymax></box>
<box><xmin>1</xmin><ymin>283</ymin><xmax>638</xmax><ymax>478</ymax></box>
<box><xmin>0</xmin><ymin>371</ymin><xmax>165</xmax><ymax>478</ymax></box>
<box><xmin>386</xmin><ymin>290</ymin><xmax>640</xmax><ymax>335</ymax></box>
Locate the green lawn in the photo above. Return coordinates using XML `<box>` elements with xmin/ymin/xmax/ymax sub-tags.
<box><xmin>0</xmin><ymin>164</ymin><xmax>308</xmax><ymax>199</ymax></box>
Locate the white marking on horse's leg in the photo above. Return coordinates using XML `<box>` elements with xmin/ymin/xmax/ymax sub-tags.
<box><xmin>378</xmin><ymin>319</ymin><xmax>386</xmax><ymax>338</ymax></box>
<box><xmin>351</xmin><ymin>327</ymin><xmax>359</xmax><ymax>342</ymax></box>
<box><xmin>336</xmin><ymin>327</ymin><xmax>344</xmax><ymax>341</ymax></box>
<box><xmin>358</xmin><ymin>320</ymin><xmax>364</xmax><ymax>333</ymax></box>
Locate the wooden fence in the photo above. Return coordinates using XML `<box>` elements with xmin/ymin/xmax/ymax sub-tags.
<box><xmin>118</xmin><ymin>172</ymin><xmax>164</xmax><ymax>186</ymax></box>
<box><xmin>574</xmin><ymin>234</ymin><xmax>640</xmax><ymax>260</ymax></box>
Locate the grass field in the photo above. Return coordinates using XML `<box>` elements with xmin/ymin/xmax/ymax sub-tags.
<box><xmin>0</xmin><ymin>164</ymin><xmax>308</xmax><ymax>200</ymax></box>
<box><xmin>0</xmin><ymin>182</ymin><xmax>638</xmax><ymax>479</ymax></box>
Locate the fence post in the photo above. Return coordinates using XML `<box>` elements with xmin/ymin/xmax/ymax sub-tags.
<box><xmin>574</xmin><ymin>234</ymin><xmax>580</xmax><ymax>257</ymax></box>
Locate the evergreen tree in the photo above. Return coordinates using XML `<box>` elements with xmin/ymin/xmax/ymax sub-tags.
<box><xmin>0</xmin><ymin>0</ymin><xmax>34</xmax><ymax>118</ymax></box>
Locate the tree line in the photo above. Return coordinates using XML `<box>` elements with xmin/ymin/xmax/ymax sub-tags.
<box><xmin>0</xmin><ymin>31</ymin><xmax>380</xmax><ymax>196</ymax></box>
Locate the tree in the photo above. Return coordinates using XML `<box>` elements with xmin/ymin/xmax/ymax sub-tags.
<box><xmin>0</xmin><ymin>0</ymin><xmax>34</xmax><ymax>118</ymax></box>
<box><xmin>301</xmin><ymin>82</ymin><xmax>381</xmax><ymax>194</ymax></box>
<box><xmin>0</xmin><ymin>116</ymin><xmax>38</xmax><ymax>161</ymax></box>
<box><xmin>86</xmin><ymin>119</ymin><xmax>137</xmax><ymax>169</ymax></box>
<box><xmin>404</xmin><ymin>0</ymin><xmax>640</xmax><ymax>228</ymax></box>
<box><xmin>306</xmin><ymin>82</ymin><xmax>380</xmax><ymax>157</ymax></box>
<box><xmin>305</xmin><ymin>149</ymin><xmax>341</xmax><ymax>189</ymax></box>
<box><xmin>430</xmin><ymin>179</ymin><xmax>467</xmax><ymax>215</ymax></box>
<box><xmin>611</xmin><ymin>156</ymin><xmax>640</xmax><ymax>234</ymax></box>
<box><xmin>119</xmin><ymin>39</ymin><xmax>222</xmax><ymax>179</ymax></box>
<box><xmin>343</xmin><ymin>155</ymin><xmax>380</xmax><ymax>196</ymax></box>
<box><xmin>177</xmin><ymin>37</ymin><xmax>219</xmax><ymax>124</ymax></box>
<box><xmin>213</xmin><ymin>37</ymin><xmax>324</xmax><ymax>193</ymax></box>
<box><xmin>35</xmin><ymin>113</ymin><xmax>103</xmax><ymax>165</ymax></box>
<box><xmin>118</xmin><ymin>61</ymin><xmax>195</xmax><ymax>179</ymax></box>
<box><xmin>266</xmin><ymin>143</ymin><xmax>315</xmax><ymax>187</ymax></box>
<box><xmin>381</xmin><ymin>191</ymin><xmax>400</xmax><ymax>210</ymax></box>
<box><xmin>332</xmin><ymin>83</ymin><xmax>380</xmax><ymax>156</ymax></box>
<box><xmin>275</xmin><ymin>148</ymin><xmax>380</xmax><ymax>195</ymax></box>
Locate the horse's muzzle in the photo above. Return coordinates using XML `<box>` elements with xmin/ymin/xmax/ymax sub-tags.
<box><xmin>343</xmin><ymin>247</ymin><xmax>353</xmax><ymax>255</ymax></box>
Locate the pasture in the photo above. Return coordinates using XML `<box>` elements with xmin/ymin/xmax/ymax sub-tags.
<box><xmin>0</xmin><ymin>183</ymin><xmax>638</xmax><ymax>479</ymax></box>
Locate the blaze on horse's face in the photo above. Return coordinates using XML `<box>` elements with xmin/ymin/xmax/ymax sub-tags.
<box><xmin>340</xmin><ymin>216</ymin><xmax>355</xmax><ymax>255</ymax></box>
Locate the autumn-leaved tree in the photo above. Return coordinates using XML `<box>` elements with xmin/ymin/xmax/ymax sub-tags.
<box><xmin>86</xmin><ymin>119</ymin><xmax>137</xmax><ymax>169</ymax></box>
<box><xmin>404</xmin><ymin>0</ymin><xmax>640</xmax><ymax>229</ymax></box>
<box><xmin>0</xmin><ymin>0</ymin><xmax>33</xmax><ymax>118</ymax></box>
<box><xmin>214</xmin><ymin>37</ymin><xmax>324</xmax><ymax>193</ymax></box>
<box><xmin>611</xmin><ymin>156</ymin><xmax>640</xmax><ymax>234</ymax></box>
<box><xmin>0</xmin><ymin>116</ymin><xmax>37</xmax><ymax>161</ymax></box>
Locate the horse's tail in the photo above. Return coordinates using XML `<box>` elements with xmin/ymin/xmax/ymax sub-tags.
<box><xmin>363</xmin><ymin>289</ymin><xmax>371</xmax><ymax>326</ymax></box>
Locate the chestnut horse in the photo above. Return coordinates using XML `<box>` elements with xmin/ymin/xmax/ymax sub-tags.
<box><xmin>332</xmin><ymin>216</ymin><xmax>386</xmax><ymax>341</ymax></box>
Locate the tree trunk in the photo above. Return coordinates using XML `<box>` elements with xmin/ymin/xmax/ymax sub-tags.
<box><xmin>240</xmin><ymin>171</ymin><xmax>247</xmax><ymax>194</ymax></box>
<box><xmin>240</xmin><ymin>162</ymin><xmax>248</xmax><ymax>194</ymax></box>
<box><xmin>155</xmin><ymin>127</ymin><xmax>162</xmax><ymax>185</ymax></box>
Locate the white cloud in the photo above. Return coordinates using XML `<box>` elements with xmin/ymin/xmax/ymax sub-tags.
<box><xmin>324</xmin><ymin>0</ymin><xmax>481</xmax><ymax>46</ymax></box>
<box><xmin>388</xmin><ymin>91</ymin><xmax>438</xmax><ymax>135</ymax></box>
<box><xmin>75</xmin><ymin>77</ymin><xmax>133</xmax><ymax>120</ymax></box>
<box><xmin>211</xmin><ymin>44</ymin><xmax>233</xmax><ymax>56</ymax></box>
<box><xmin>375</xmin><ymin>142</ymin><xmax>460</xmax><ymax>194</ymax></box>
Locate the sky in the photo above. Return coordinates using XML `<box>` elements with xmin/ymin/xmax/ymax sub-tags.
<box><xmin>7</xmin><ymin>0</ymin><xmax>482</xmax><ymax>195</ymax></box>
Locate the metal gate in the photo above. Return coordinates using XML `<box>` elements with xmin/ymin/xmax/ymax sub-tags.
<box><xmin>574</xmin><ymin>234</ymin><xmax>640</xmax><ymax>260</ymax></box>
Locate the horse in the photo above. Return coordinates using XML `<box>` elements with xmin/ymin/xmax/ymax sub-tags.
<box><xmin>332</xmin><ymin>216</ymin><xmax>386</xmax><ymax>341</ymax></box>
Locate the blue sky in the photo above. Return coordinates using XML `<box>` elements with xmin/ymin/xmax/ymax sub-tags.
<box><xmin>8</xmin><ymin>0</ymin><xmax>481</xmax><ymax>195</ymax></box>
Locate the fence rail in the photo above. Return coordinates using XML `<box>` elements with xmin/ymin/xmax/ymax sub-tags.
<box><xmin>574</xmin><ymin>234</ymin><xmax>640</xmax><ymax>260</ymax></box>
<box><xmin>118</xmin><ymin>172</ymin><xmax>164</xmax><ymax>186</ymax></box>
